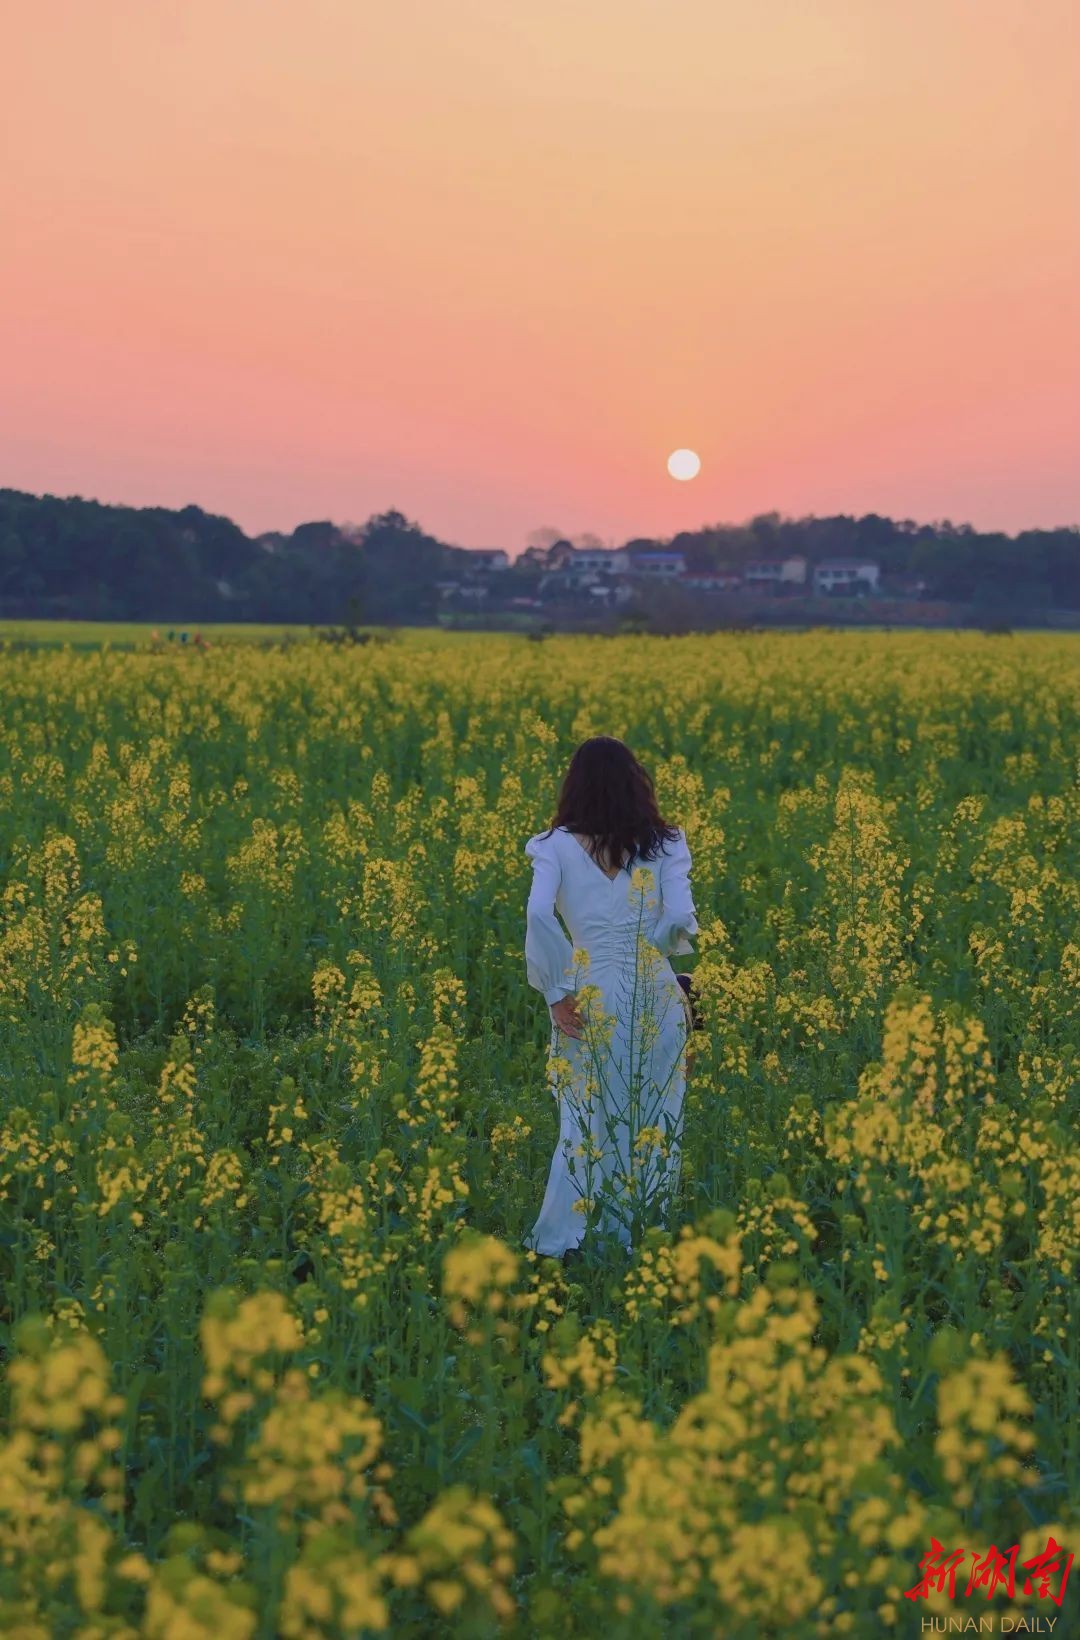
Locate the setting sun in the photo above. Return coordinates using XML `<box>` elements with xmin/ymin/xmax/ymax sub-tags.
<box><xmin>667</xmin><ymin>449</ymin><xmax>701</xmax><ymax>482</ymax></box>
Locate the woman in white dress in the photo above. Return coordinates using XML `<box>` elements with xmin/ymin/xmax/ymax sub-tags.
<box><xmin>522</xmin><ymin>737</ymin><xmax>699</xmax><ymax>1261</ymax></box>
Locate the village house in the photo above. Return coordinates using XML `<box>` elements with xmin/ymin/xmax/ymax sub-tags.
<box><xmin>572</xmin><ymin>547</ymin><xmax>629</xmax><ymax>575</ymax></box>
<box><xmin>812</xmin><ymin>558</ymin><xmax>881</xmax><ymax>594</ymax></box>
<box><xmin>743</xmin><ymin>555</ymin><xmax>808</xmax><ymax>589</ymax></box>
<box><xmin>541</xmin><ymin>541</ymin><xmax>627</xmax><ymax>577</ymax></box>
<box><xmin>536</xmin><ymin>541</ymin><xmax>629</xmax><ymax>595</ymax></box>
<box><xmin>626</xmin><ymin>548</ymin><xmax>686</xmax><ymax>579</ymax></box>
<box><xmin>467</xmin><ymin>549</ymin><xmax>510</xmax><ymax>571</ymax></box>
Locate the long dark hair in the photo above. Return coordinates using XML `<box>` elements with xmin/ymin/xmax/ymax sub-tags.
<box><xmin>541</xmin><ymin>737</ymin><xmax>681</xmax><ymax>876</ymax></box>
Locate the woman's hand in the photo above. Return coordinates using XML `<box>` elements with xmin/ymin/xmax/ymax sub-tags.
<box><xmin>549</xmin><ymin>993</ymin><xmax>584</xmax><ymax>1039</ymax></box>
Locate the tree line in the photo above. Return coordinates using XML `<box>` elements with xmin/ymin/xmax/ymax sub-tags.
<box><xmin>659</xmin><ymin>511</ymin><xmax>1078</xmax><ymax>612</ymax></box>
<box><xmin>0</xmin><ymin>488</ymin><xmax>1076</xmax><ymax>623</ymax></box>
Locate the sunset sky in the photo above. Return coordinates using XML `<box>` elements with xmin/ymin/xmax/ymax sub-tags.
<box><xmin>3</xmin><ymin>1</ymin><xmax>1078</xmax><ymax>551</ymax></box>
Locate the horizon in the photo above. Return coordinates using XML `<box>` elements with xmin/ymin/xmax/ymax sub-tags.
<box><xmin>3</xmin><ymin>2</ymin><xmax>1078</xmax><ymax>547</ymax></box>
<box><xmin>10</xmin><ymin>481</ymin><xmax>1079</xmax><ymax>562</ymax></box>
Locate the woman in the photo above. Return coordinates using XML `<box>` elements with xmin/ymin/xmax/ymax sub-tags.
<box><xmin>521</xmin><ymin>737</ymin><xmax>699</xmax><ymax>1261</ymax></box>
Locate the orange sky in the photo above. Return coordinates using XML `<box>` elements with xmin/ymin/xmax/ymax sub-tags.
<box><xmin>3</xmin><ymin>0</ymin><xmax>1078</xmax><ymax>549</ymax></box>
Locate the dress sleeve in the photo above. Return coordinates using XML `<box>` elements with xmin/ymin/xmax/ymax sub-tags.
<box><xmin>651</xmin><ymin>829</ymin><xmax>699</xmax><ymax>958</ymax></box>
<box><xmin>524</xmin><ymin>833</ymin><xmax>578</xmax><ymax>1004</ymax></box>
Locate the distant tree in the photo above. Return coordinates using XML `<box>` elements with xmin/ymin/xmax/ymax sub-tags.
<box><xmin>289</xmin><ymin>520</ymin><xmax>341</xmax><ymax>552</ymax></box>
<box><xmin>356</xmin><ymin>510</ymin><xmax>458</xmax><ymax>621</ymax></box>
<box><xmin>749</xmin><ymin>512</ymin><xmax>784</xmax><ymax>550</ymax></box>
<box><xmin>526</xmin><ymin>527</ymin><xmax>564</xmax><ymax>553</ymax></box>
<box><xmin>669</xmin><ymin>529</ymin><xmax>720</xmax><ymax>571</ymax></box>
<box><xmin>0</xmin><ymin>526</ymin><xmax>30</xmax><ymax>595</ymax></box>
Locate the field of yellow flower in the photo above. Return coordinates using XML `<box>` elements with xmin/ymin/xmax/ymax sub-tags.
<box><xmin>0</xmin><ymin>626</ymin><xmax>1076</xmax><ymax>1637</ymax></box>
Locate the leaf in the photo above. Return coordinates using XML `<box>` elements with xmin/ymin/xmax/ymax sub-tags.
<box><xmin>448</xmin><ymin>1425</ymin><xmax>484</xmax><ymax>1466</ymax></box>
<box><xmin>392</xmin><ymin>1400</ymin><xmax>432</xmax><ymax>1439</ymax></box>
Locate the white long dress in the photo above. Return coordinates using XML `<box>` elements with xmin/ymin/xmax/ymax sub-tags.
<box><xmin>522</xmin><ymin>824</ymin><xmax>699</xmax><ymax>1256</ymax></box>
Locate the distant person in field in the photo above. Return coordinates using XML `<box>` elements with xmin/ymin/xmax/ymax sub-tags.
<box><xmin>521</xmin><ymin>737</ymin><xmax>699</xmax><ymax>1265</ymax></box>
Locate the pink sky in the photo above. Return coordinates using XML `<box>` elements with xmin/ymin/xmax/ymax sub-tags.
<box><xmin>3</xmin><ymin>0</ymin><xmax>1078</xmax><ymax>550</ymax></box>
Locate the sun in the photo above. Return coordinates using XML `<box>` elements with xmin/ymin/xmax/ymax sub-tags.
<box><xmin>667</xmin><ymin>448</ymin><xmax>701</xmax><ymax>481</ymax></box>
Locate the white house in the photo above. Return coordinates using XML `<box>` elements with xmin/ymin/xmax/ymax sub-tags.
<box><xmin>627</xmin><ymin>549</ymin><xmax>686</xmax><ymax>579</ymax></box>
<box><xmin>468</xmin><ymin>549</ymin><xmax>510</xmax><ymax>572</ymax></box>
<box><xmin>541</xmin><ymin>543</ymin><xmax>628</xmax><ymax>578</ymax></box>
<box><xmin>743</xmin><ymin>555</ymin><xmax>807</xmax><ymax>587</ymax></box>
<box><xmin>536</xmin><ymin>542</ymin><xmax>630</xmax><ymax>593</ymax></box>
<box><xmin>572</xmin><ymin>547</ymin><xmax>629</xmax><ymax>575</ymax></box>
<box><xmin>812</xmin><ymin>558</ymin><xmax>880</xmax><ymax>594</ymax></box>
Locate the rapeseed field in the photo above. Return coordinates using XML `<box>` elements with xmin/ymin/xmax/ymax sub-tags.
<box><xmin>0</xmin><ymin>628</ymin><xmax>1076</xmax><ymax>1637</ymax></box>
